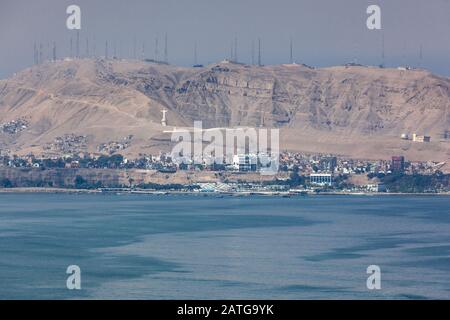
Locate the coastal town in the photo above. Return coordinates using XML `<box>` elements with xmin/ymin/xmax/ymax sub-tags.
<box><xmin>0</xmin><ymin>147</ymin><xmax>448</xmax><ymax>194</ymax></box>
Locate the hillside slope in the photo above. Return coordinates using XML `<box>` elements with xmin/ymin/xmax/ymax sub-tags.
<box><xmin>0</xmin><ymin>58</ymin><xmax>449</xmax><ymax>163</ymax></box>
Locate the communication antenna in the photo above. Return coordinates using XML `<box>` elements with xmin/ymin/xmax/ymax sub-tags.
<box><xmin>155</xmin><ymin>37</ymin><xmax>159</xmax><ymax>61</ymax></box>
<box><xmin>164</xmin><ymin>33</ymin><xmax>168</xmax><ymax>63</ymax></box>
<box><xmin>290</xmin><ymin>37</ymin><xmax>293</xmax><ymax>64</ymax></box>
<box><xmin>381</xmin><ymin>32</ymin><xmax>385</xmax><ymax>67</ymax></box>
<box><xmin>133</xmin><ymin>36</ymin><xmax>137</xmax><ymax>59</ymax></box>
<box><xmin>39</xmin><ymin>43</ymin><xmax>43</xmax><ymax>64</ymax></box>
<box><xmin>33</xmin><ymin>42</ymin><xmax>38</xmax><ymax>64</ymax></box>
<box><xmin>353</xmin><ymin>39</ymin><xmax>359</xmax><ymax>64</ymax></box>
<box><xmin>86</xmin><ymin>38</ymin><xmax>89</xmax><ymax>57</ymax></box>
<box><xmin>105</xmin><ymin>40</ymin><xmax>108</xmax><ymax>59</ymax></box>
<box><xmin>194</xmin><ymin>41</ymin><xmax>198</xmax><ymax>65</ymax></box>
<box><xmin>402</xmin><ymin>41</ymin><xmax>406</xmax><ymax>67</ymax></box>
<box><xmin>53</xmin><ymin>42</ymin><xmax>56</xmax><ymax>61</ymax></box>
<box><xmin>142</xmin><ymin>42</ymin><xmax>145</xmax><ymax>60</ymax></box>
<box><xmin>234</xmin><ymin>35</ymin><xmax>238</xmax><ymax>62</ymax></box>
<box><xmin>93</xmin><ymin>36</ymin><xmax>96</xmax><ymax>57</ymax></box>
<box><xmin>251</xmin><ymin>40</ymin><xmax>255</xmax><ymax>65</ymax></box>
<box><xmin>33</xmin><ymin>42</ymin><xmax>36</xmax><ymax>64</ymax></box>
<box><xmin>230</xmin><ymin>41</ymin><xmax>233</xmax><ymax>61</ymax></box>
<box><xmin>419</xmin><ymin>44</ymin><xmax>423</xmax><ymax>68</ymax></box>
<box><xmin>258</xmin><ymin>38</ymin><xmax>261</xmax><ymax>66</ymax></box>
<box><xmin>76</xmin><ymin>30</ymin><xmax>80</xmax><ymax>58</ymax></box>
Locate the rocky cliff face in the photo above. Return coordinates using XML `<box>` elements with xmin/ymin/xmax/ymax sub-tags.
<box><xmin>0</xmin><ymin>58</ymin><xmax>449</xmax><ymax>161</ymax></box>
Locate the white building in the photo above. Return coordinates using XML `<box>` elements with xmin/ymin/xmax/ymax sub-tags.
<box><xmin>366</xmin><ymin>184</ymin><xmax>387</xmax><ymax>193</ymax></box>
<box><xmin>232</xmin><ymin>154</ymin><xmax>258</xmax><ymax>172</ymax></box>
<box><xmin>412</xmin><ymin>133</ymin><xmax>431</xmax><ymax>142</ymax></box>
<box><xmin>310</xmin><ymin>173</ymin><xmax>333</xmax><ymax>186</ymax></box>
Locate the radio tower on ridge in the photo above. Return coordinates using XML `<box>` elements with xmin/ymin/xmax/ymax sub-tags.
<box><xmin>164</xmin><ymin>33</ymin><xmax>168</xmax><ymax>63</ymax></box>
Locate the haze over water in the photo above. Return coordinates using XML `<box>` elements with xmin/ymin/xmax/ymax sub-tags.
<box><xmin>0</xmin><ymin>193</ymin><xmax>449</xmax><ymax>299</ymax></box>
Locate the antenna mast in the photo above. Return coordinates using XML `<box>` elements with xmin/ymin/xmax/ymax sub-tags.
<box><xmin>155</xmin><ymin>38</ymin><xmax>159</xmax><ymax>61</ymax></box>
<box><xmin>258</xmin><ymin>38</ymin><xmax>261</xmax><ymax>66</ymax></box>
<box><xmin>39</xmin><ymin>43</ymin><xmax>43</xmax><ymax>64</ymax></box>
<box><xmin>164</xmin><ymin>33</ymin><xmax>168</xmax><ymax>63</ymax></box>
<box><xmin>53</xmin><ymin>42</ymin><xmax>56</xmax><ymax>61</ymax></box>
<box><xmin>290</xmin><ymin>37</ymin><xmax>293</xmax><ymax>64</ymax></box>
<box><xmin>33</xmin><ymin>42</ymin><xmax>37</xmax><ymax>64</ymax></box>
<box><xmin>251</xmin><ymin>40</ymin><xmax>255</xmax><ymax>65</ymax></box>
<box><xmin>194</xmin><ymin>41</ymin><xmax>198</xmax><ymax>65</ymax></box>
<box><xmin>419</xmin><ymin>44</ymin><xmax>423</xmax><ymax>68</ymax></box>
<box><xmin>234</xmin><ymin>35</ymin><xmax>238</xmax><ymax>62</ymax></box>
<box><xmin>76</xmin><ymin>30</ymin><xmax>80</xmax><ymax>58</ymax></box>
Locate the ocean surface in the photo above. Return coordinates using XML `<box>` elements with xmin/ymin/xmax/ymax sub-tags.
<box><xmin>0</xmin><ymin>193</ymin><xmax>449</xmax><ymax>300</ymax></box>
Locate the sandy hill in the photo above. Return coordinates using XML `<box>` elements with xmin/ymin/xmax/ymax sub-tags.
<box><xmin>0</xmin><ymin>58</ymin><xmax>449</xmax><ymax>166</ymax></box>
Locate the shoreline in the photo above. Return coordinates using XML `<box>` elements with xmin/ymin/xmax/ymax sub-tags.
<box><xmin>0</xmin><ymin>187</ymin><xmax>449</xmax><ymax>196</ymax></box>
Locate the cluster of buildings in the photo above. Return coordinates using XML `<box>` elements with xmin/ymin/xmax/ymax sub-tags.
<box><xmin>400</xmin><ymin>133</ymin><xmax>431</xmax><ymax>143</ymax></box>
<box><xmin>41</xmin><ymin>134</ymin><xmax>135</xmax><ymax>157</ymax></box>
<box><xmin>0</xmin><ymin>118</ymin><xmax>29</xmax><ymax>135</ymax></box>
<box><xmin>44</xmin><ymin>134</ymin><xmax>88</xmax><ymax>154</ymax></box>
<box><xmin>1</xmin><ymin>148</ymin><xmax>444</xmax><ymax>176</ymax></box>
<box><xmin>98</xmin><ymin>135</ymin><xmax>133</xmax><ymax>154</ymax></box>
<box><xmin>0</xmin><ymin>148</ymin><xmax>447</xmax><ymax>192</ymax></box>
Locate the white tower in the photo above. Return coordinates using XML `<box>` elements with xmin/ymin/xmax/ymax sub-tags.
<box><xmin>161</xmin><ymin>109</ymin><xmax>167</xmax><ymax>127</ymax></box>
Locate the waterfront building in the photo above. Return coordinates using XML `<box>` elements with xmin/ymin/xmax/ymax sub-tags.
<box><xmin>310</xmin><ymin>173</ymin><xmax>333</xmax><ymax>186</ymax></box>
<box><xmin>366</xmin><ymin>184</ymin><xmax>387</xmax><ymax>192</ymax></box>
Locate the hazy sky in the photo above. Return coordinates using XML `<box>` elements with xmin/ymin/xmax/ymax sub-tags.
<box><xmin>1</xmin><ymin>0</ymin><xmax>450</xmax><ymax>79</ymax></box>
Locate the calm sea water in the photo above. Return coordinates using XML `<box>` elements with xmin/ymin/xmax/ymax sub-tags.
<box><xmin>0</xmin><ymin>193</ymin><xmax>449</xmax><ymax>299</ymax></box>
